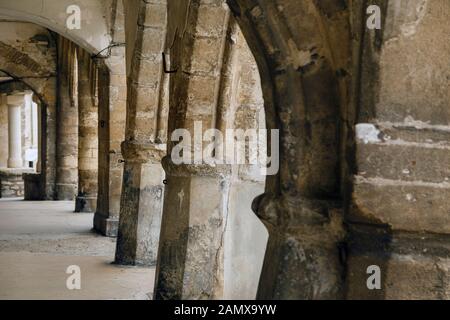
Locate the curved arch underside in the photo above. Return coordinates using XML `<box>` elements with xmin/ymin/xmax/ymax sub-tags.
<box><xmin>0</xmin><ymin>49</ymin><xmax>55</xmax><ymax>106</ymax></box>
<box><xmin>0</xmin><ymin>0</ymin><xmax>113</xmax><ymax>55</ymax></box>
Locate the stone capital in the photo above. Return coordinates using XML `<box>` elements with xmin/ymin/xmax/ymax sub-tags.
<box><xmin>253</xmin><ymin>193</ymin><xmax>344</xmax><ymax>238</ymax></box>
<box><xmin>161</xmin><ymin>156</ymin><xmax>232</xmax><ymax>178</ymax></box>
<box><xmin>6</xmin><ymin>93</ymin><xmax>25</xmax><ymax>106</ymax></box>
<box><xmin>121</xmin><ymin>140</ymin><xmax>166</xmax><ymax>163</ymax></box>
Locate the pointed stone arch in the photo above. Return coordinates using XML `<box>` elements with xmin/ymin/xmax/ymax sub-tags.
<box><xmin>0</xmin><ymin>1</ymin><xmax>128</xmax><ymax>235</ymax></box>
<box><xmin>226</xmin><ymin>0</ymin><xmax>352</xmax><ymax>299</ymax></box>
<box><xmin>0</xmin><ymin>23</ymin><xmax>57</xmax><ymax>199</ymax></box>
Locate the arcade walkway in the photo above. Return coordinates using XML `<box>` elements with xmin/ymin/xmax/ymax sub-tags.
<box><xmin>0</xmin><ymin>199</ymin><xmax>155</xmax><ymax>300</ymax></box>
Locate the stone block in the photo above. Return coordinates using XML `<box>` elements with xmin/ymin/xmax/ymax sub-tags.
<box><xmin>186</xmin><ymin>75</ymin><xmax>217</xmax><ymax>114</ymax></box>
<box><xmin>194</xmin><ymin>4</ymin><xmax>227</xmax><ymax>38</ymax></box>
<box><xmin>346</xmin><ymin>253</ymin><xmax>450</xmax><ymax>300</ymax></box>
<box><xmin>142</xmin><ymin>3</ymin><xmax>167</xmax><ymax>28</ymax></box>
<box><xmin>140</xmin><ymin>27</ymin><xmax>165</xmax><ymax>56</ymax></box>
<box><xmin>357</xmin><ymin>142</ymin><xmax>450</xmax><ymax>183</ymax></box>
<box><xmin>351</xmin><ymin>177</ymin><xmax>450</xmax><ymax>234</ymax></box>
<box><xmin>189</xmin><ymin>37</ymin><xmax>222</xmax><ymax>74</ymax></box>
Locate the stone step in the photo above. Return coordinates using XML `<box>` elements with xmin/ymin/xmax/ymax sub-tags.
<box><xmin>377</xmin><ymin>121</ymin><xmax>450</xmax><ymax>145</ymax></box>
<box><xmin>356</xmin><ymin>141</ymin><xmax>450</xmax><ymax>183</ymax></box>
<box><xmin>350</xmin><ymin>176</ymin><xmax>450</xmax><ymax>234</ymax></box>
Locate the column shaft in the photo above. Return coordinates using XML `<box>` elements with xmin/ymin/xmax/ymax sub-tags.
<box><xmin>75</xmin><ymin>49</ymin><xmax>98</xmax><ymax>212</ymax></box>
<box><xmin>22</xmin><ymin>92</ymin><xmax>33</xmax><ymax>168</ymax></box>
<box><xmin>93</xmin><ymin>60</ymin><xmax>126</xmax><ymax>237</ymax></box>
<box><xmin>114</xmin><ymin>0</ymin><xmax>168</xmax><ymax>257</ymax></box>
<box><xmin>115</xmin><ymin>141</ymin><xmax>166</xmax><ymax>266</ymax></box>
<box><xmin>56</xmin><ymin>37</ymin><xmax>78</xmax><ymax>200</ymax></box>
<box><xmin>154</xmin><ymin>159</ymin><xmax>232</xmax><ymax>300</ymax></box>
<box><xmin>34</xmin><ymin>102</ymin><xmax>42</xmax><ymax>172</ymax></box>
<box><xmin>154</xmin><ymin>0</ymin><xmax>232</xmax><ymax>300</ymax></box>
<box><xmin>7</xmin><ymin>94</ymin><xmax>24</xmax><ymax>169</ymax></box>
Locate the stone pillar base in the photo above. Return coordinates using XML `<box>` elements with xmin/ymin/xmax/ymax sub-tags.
<box><xmin>23</xmin><ymin>173</ymin><xmax>44</xmax><ymax>200</ymax></box>
<box><xmin>115</xmin><ymin>141</ymin><xmax>166</xmax><ymax>267</ymax></box>
<box><xmin>114</xmin><ymin>162</ymin><xmax>164</xmax><ymax>267</ymax></box>
<box><xmin>93</xmin><ymin>212</ymin><xmax>119</xmax><ymax>237</ymax></box>
<box><xmin>254</xmin><ymin>194</ymin><xmax>345</xmax><ymax>300</ymax></box>
<box><xmin>75</xmin><ymin>195</ymin><xmax>97</xmax><ymax>213</ymax></box>
<box><xmin>154</xmin><ymin>158</ymin><xmax>232</xmax><ymax>300</ymax></box>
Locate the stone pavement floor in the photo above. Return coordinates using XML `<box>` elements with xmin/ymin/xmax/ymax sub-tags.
<box><xmin>0</xmin><ymin>198</ymin><xmax>155</xmax><ymax>300</ymax></box>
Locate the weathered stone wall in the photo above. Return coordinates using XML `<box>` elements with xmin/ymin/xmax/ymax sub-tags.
<box><xmin>347</xmin><ymin>0</ymin><xmax>450</xmax><ymax>299</ymax></box>
<box><xmin>0</xmin><ymin>169</ymin><xmax>33</xmax><ymax>198</ymax></box>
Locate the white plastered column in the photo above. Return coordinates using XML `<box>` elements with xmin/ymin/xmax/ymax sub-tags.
<box><xmin>6</xmin><ymin>92</ymin><xmax>25</xmax><ymax>169</ymax></box>
<box><xmin>23</xmin><ymin>91</ymin><xmax>33</xmax><ymax>168</ymax></box>
<box><xmin>31</xmin><ymin>101</ymin><xmax>40</xmax><ymax>171</ymax></box>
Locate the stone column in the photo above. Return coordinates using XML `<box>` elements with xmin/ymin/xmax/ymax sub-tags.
<box><xmin>115</xmin><ymin>142</ymin><xmax>165</xmax><ymax>266</ymax></box>
<box><xmin>40</xmin><ymin>77</ymin><xmax>58</xmax><ymax>199</ymax></box>
<box><xmin>22</xmin><ymin>91</ymin><xmax>33</xmax><ymax>168</ymax></box>
<box><xmin>56</xmin><ymin>37</ymin><xmax>78</xmax><ymax>200</ymax></box>
<box><xmin>93</xmin><ymin>62</ymin><xmax>126</xmax><ymax>236</ymax></box>
<box><xmin>93</xmin><ymin>0</ymin><xmax>127</xmax><ymax>236</ymax></box>
<box><xmin>155</xmin><ymin>160</ymin><xmax>232</xmax><ymax>300</ymax></box>
<box><xmin>154</xmin><ymin>0</ymin><xmax>234</xmax><ymax>299</ymax></box>
<box><xmin>75</xmin><ymin>49</ymin><xmax>98</xmax><ymax>213</ymax></box>
<box><xmin>114</xmin><ymin>0</ymin><xmax>168</xmax><ymax>263</ymax></box>
<box><xmin>6</xmin><ymin>93</ymin><xmax>24</xmax><ymax>169</ymax></box>
<box><xmin>32</xmin><ymin>101</ymin><xmax>41</xmax><ymax>172</ymax></box>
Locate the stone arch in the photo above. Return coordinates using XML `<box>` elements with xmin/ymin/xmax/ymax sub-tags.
<box><xmin>0</xmin><ymin>22</ymin><xmax>57</xmax><ymax>199</ymax></box>
<box><xmin>151</xmin><ymin>0</ymin><xmax>272</xmax><ymax>300</ymax></box>
<box><xmin>0</xmin><ymin>22</ymin><xmax>56</xmax><ymax>108</ymax></box>
<box><xmin>0</xmin><ymin>3</ymin><xmax>127</xmax><ymax>233</ymax></box>
<box><xmin>226</xmin><ymin>0</ymin><xmax>352</xmax><ymax>299</ymax></box>
<box><xmin>0</xmin><ymin>0</ymin><xmax>112</xmax><ymax>55</ymax></box>
<box><xmin>0</xmin><ymin>74</ymin><xmax>50</xmax><ymax>199</ymax></box>
<box><xmin>0</xmin><ymin>71</ymin><xmax>53</xmax><ymax>106</ymax></box>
